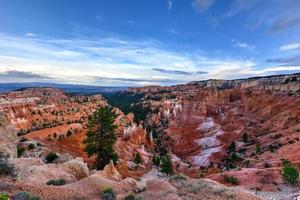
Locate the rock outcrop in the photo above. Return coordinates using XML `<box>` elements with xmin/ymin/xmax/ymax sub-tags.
<box><xmin>101</xmin><ymin>160</ymin><xmax>122</xmax><ymax>181</ymax></box>
<box><xmin>0</xmin><ymin>112</ymin><xmax>17</xmax><ymax>159</ymax></box>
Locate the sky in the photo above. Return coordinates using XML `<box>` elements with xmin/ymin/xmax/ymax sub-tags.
<box><xmin>0</xmin><ymin>0</ymin><xmax>300</xmax><ymax>86</ymax></box>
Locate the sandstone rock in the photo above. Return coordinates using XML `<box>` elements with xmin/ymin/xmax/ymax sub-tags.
<box><xmin>0</xmin><ymin>112</ymin><xmax>17</xmax><ymax>159</ymax></box>
<box><xmin>13</xmin><ymin>158</ymin><xmax>76</xmax><ymax>184</ymax></box>
<box><xmin>101</xmin><ymin>160</ymin><xmax>122</xmax><ymax>181</ymax></box>
<box><xmin>62</xmin><ymin>157</ymin><xmax>89</xmax><ymax>179</ymax></box>
<box><xmin>53</xmin><ymin>153</ymin><xmax>74</xmax><ymax>164</ymax></box>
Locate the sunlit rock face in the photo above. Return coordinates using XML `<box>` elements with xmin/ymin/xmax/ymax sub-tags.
<box><xmin>126</xmin><ymin>74</ymin><xmax>300</xmax><ymax>191</ymax></box>
<box><xmin>0</xmin><ymin>112</ymin><xmax>17</xmax><ymax>159</ymax></box>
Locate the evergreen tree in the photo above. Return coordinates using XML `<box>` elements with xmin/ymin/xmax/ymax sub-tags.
<box><xmin>242</xmin><ymin>133</ymin><xmax>248</xmax><ymax>143</ymax></box>
<box><xmin>83</xmin><ymin>106</ymin><xmax>118</xmax><ymax>170</ymax></box>
<box><xmin>134</xmin><ymin>153</ymin><xmax>142</xmax><ymax>166</ymax></box>
<box><xmin>160</xmin><ymin>156</ymin><xmax>173</xmax><ymax>174</ymax></box>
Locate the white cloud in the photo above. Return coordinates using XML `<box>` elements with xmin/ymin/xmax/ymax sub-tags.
<box><xmin>191</xmin><ymin>0</ymin><xmax>214</xmax><ymax>13</ymax></box>
<box><xmin>279</xmin><ymin>43</ymin><xmax>300</xmax><ymax>51</ymax></box>
<box><xmin>167</xmin><ymin>0</ymin><xmax>173</xmax><ymax>10</ymax></box>
<box><xmin>25</xmin><ymin>33</ymin><xmax>37</xmax><ymax>37</ymax></box>
<box><xmin>232</xmin><ymin>39</ymin><xmax>255</xmax><ymax>50</ymax></box>
<box><xmin>0</xmin><ymin>33</ymin><xmax>282</xmax><ymax>85</ymax></box>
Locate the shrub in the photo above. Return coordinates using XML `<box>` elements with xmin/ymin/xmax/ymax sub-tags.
<box><xmin>152</xmin><ymin>155</ymin><xmax>160</xmax><ymax>166</ymax></box>
<box><xmin>46</xmin><ymin>179</ymin><xmax>66</xmax><ymax>186</ymax></box>
<box><xmin>45</xmin><ymin>152</ymin><xmax>58</xmax><ymax>163</ymax></box>
<box><xmin>242</xmin><ymin>133</ymin><xmax>248</xmax><ymax>143</ymax></box>
<box><xmin>0</xmin><ymin>192</ymin><xmax>8</xmax><ymax>200</ymax></box>
<box><xmin>0</xmin><ymin>158</ymin><xmax>17</xmax><ymax>176</ymax></box>
<box><xmin>17</xmin><ymin>146</ymin><xmax>25</xmax><ymax>157</ymax></box>
<box><xmin>134</xmin><ymin>153</ymin><xmax>142</xmax><ymax>166</ymax></box>
<box><xmin>228</xmin><ymin>142</ymin><xmax>236</xmax><ymax>153</ymax></box>
<box><xmin>66</xmin><ymin>130</ymin><xmax>73</xmax><ymax>137</ymax></box>
<box><xmin>101</xmin><ymin>188</ymin><xmax>116</xmax><ymax>200</ymax></box>
<box><xmin>160</xmin><ymin>156</ymin><xmax>173</xmax><ymax>175</ymax></box>
<box><xmin>124</xmin><ymin>194</ymin><xmax>135</xmax><ymax>200</ymax></box>
<box><xmin>281</xmin><ymin>158</ymin><xmax>291</xmax><ymax>166</ymax></box>
<box><xmin>264</xmin><ymin>162</ymin><xmax>271</xmax><ymax>168</ymax></box>
<box><xmin>256</xmin><ymin>143</ymin><xmax>261</xmax><ymax>153</ymax></box>
<box><xmin>282</xmin><ymin>164</ymin><xmax>299</xmax><ymax>184</ymax></box>
<box><xmin>14</xmin><ymin>191</ymin><xmax>42</xmax><ymax>200</ymax></box>
<box><xmin>20</xmin><ymin>137</ymin><xmax>28</xmax><ymax>142</ymax></box>
<box><xmin>28</xmin><ymin>143</ymin><xmax>35</xmax><ymax>150</ymax></box>
<box><xmin>223</xmin><ymin>175</ymin><xmax>239</xmax><ymax>185</ymax></box>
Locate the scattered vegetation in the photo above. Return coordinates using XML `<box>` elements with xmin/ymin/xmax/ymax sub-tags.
<box><xmin>223</xmin><ymin>141</ymin><xmax>243</xmax><ymax>170</ymax></box>
<box><xmin>46</xmin><ymin>179</ymin><xmax>66</xmax><ymax>186</ymax></box>
<box><xmin>242</xmin><ymin>133</ymin><xmax>248</xmax><ymax>143</ymax></box>
<box><xmin>20</xmin><ymin>137</ymin><xmax>28</xmax><ymax>142</ymax></box>
<box><xmin>14</xmin><ymin>191</ymin><xmax>43</xmax><ymax>200</ymax></box>
<box><xmin>134</xmin><ymin>153</ymin><xmax>142</xmax><ymax>166</ymax></box>
<box><xmin>124</xmin><ymin>194</ymin><xmax>135</xmax><ymax>200</ymax></box>
<box><xmin>264</xmin><ymin>162</ymin><xmax>272</xmax><ymax>168</ymax></box>
<box><xmin>28</xmin><ymin>143</ymin><xmax>35</xmax><ymax>150</ymax></box>
<box><xmin>66</xmin><ymin>129</ymin><xmax>73</xmax><ymax>137</ymax></box>
<box><xmin>281</xmin><ymin>163</ymin><xmax>299</xmax><ymax>185</ymax></box>
<box><xmin>0</xmin><ymin>192</ymin><xmax>8</xmax><ymax>200</ymax></box>
<box><xmin>152</xmin><ymin>155</ymin><xmax>160</xmax><ymax>166</ymax></box>
<box><xmin>223</xmin><ymin>175</ymin><xmax>239</xmax><ymax>185</ymax></box>
<box><xmin>105</xmin><ymin>92</ymin><xmax>147</xmax><ymax>123</ymax></box>
<box><xmin>255</xmin><ymin>143</ymin><xmax>261</xmax><ymax>154</ymax></box>
<box><xmin>0</xmin><ymin>152</ymin><xmax>17</xmax><ymax>177</ymax></box>
<box><xmin>17</xmin><ymin>146</ymin><xmax>25</xmax><ymax>157</ymax></box>
<box><xmin>101</xmin><ymin>188</ymin><xmax>116</xmax><ymax>200</ymax></box>
<box><xmin>83</xmin><ymin>106</ymin><xmax>118</xmax><ymax>170</ymax></box>
<box><xmin>45</xmin><ymin>152</ymin><xmax>58</xmax><ymax>163</ymax></box>
<box><xmin>160</xmin><ymin>156</ymin><xmax>173</xmax><ymax>174</ymax></box>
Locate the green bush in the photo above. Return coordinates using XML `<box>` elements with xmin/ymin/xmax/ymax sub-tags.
<box><xmin>242</xmin><ymin>133</ymin><xmax>248</xmax><ymax>143</ymax></box>
<box><xmin>45</xmin><ymin>152</ymin><xmax>58</xmax><ymax>163</ymax></box>
<box><xmin>0</xmin><ymin>158</ymin><xmax>17</xmax><ymax>176</ymax></box>
<box><xmin>124</xmin><ymin>194</ymin><xmax>135</xmax><ymax>200</ymax></box>
<box><xmin>28</xmin><ymin>143</ymin><xmax>35</xmax><ymax>150</ymax></box>
<box><xmin>160</xmin><ymin>156</ymin><xmax>173</xmax><ymax>175</ymax></box>
<box><xmin>46</xmin><ymin>179</ymin><xmax>66</xmax><ymax>186</ymax></box>
<box><xmin>0</xmin><ymin>192</ymin><xmax>9</xmax><ymax>200</ymax></box>
<box><xmin>20</xmin><ymin>137</ymin><xmax>28</xmax><ymax>142</ymax></box>
<box><xmin>282</xmin><ymin>164</ymin><xmax>299</xmax><ymax>184</ymax></box>
<box><xmin>134</xmin><ymin>153</ymin><xmax>142</xmax><ymax>166</ymax></box>
<box><xmin>17</xmin><ymin>146</ymin><xmax>25</xmax><ymax>157</ymax></box>
<box><xmin>101</xmin><ymin>188</ymin><xmax>116</xmax><ymax>200</ymax></box>
<box><xmin>152</xmin><ymin>155</ymin><xmax>160</xmax><ymax>166</ymax></box>
<box><xmin>223</xmin><ymin>175</ymin><xmax>239</xmax><ymax>185</ymax></box>
<box><xmin>14</xmin><ymin>191</ymin><xmax>43</xmax><ymax>200</ymax></box>
<box><xmin>66</xmin><ymin>130</ymin><xmax>73</xmax><ymax>137</ymax></box>
<box><xmin>256</xmin><ymin>143</ymin><xmax>261</xmax><ymax>153</ymax></box>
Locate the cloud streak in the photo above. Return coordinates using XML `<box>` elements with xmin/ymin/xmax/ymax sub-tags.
<box><xmin>280</xmin><ymin>43</ymin><xmax>300</xmax><ymax>51</ymax></box>
<box><xmin>232</xmin><ymin>39</ymin><xmax>255</xmax><ymax>50</ymax></box>
<box><xmin>191</xmin><ymin>0</ymin><xmax>214</xmax><ymax>13</ymax></box>
<box><xmin>0</xmin><ymin>70</ymin><xmax>54</xmax><ymax>82</ymax></box>
<box><xmin>266</xmin><ymin>55</ymin><xmax>300</xmax><ymax>66</ymax></box>
<box><xmin>167</xmin><ymin>0</ymin><xmax>173</xmax><ymax>10</ymax></box>
<box><xmin>209</xmin><ymin>0</ymin><xmax>300</xmax><ymax>32</ymax></box>
<box><xmin>152</xmin><ymin>68</ymin><xmax>207</xmax><ymax>75</ymax></box>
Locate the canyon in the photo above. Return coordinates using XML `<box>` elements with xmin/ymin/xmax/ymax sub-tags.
<box><xmin>0</xmin><ymin>73</ymin><xmax>300</xmax><ymax>200</ymax></box>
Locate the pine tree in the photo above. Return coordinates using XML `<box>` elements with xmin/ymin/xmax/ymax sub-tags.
<box><xmin>134</xmin><ymin>153</ymin><xmax>142</xmax><ymax>166</ymax></box>
<box><xmin>160</xmin><ymin>156</ymin><xmax>173</xmax><ymax>174</ymax></box>
<box><xmin>83</xmin><ymin>106</ymin><xmax>118</xmax><ymax>170</ymax></box>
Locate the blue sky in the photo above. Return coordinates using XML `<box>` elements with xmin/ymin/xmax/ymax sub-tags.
<box><xmin>0</xmin><ymin>0</ymin><xmax>299</xmax><ymax>86</ymax></box>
